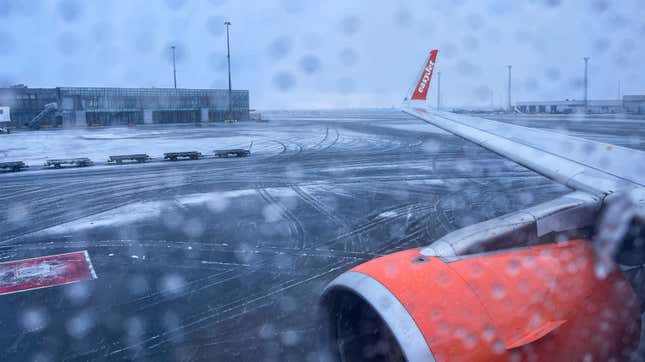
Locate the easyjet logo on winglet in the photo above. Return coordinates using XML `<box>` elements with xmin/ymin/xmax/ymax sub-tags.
<box><xmin>411</xmin><ymin>50</ymin><xmax>438</xmax><ymax>101</ymax></box>
<box><xmin>417</xmin><ymin>63</ymin><xmax>435</xmax><ymax>93</ymax></box>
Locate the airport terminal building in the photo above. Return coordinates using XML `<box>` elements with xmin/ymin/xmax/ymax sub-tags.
<box><xmin>516</xmin><ymin>95</ymin><xmax>645</xmax><ymax>114</ymax></box>
<box><xmin>0</xmin><ymin>85</ymin><xmax>250</xmax><ymax>127</ymax></box>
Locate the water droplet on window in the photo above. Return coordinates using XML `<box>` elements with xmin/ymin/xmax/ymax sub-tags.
<box><xmin>20</xmin><ymin>308</ymin><xmax>49</xmax><ymax>332</ymax></box>
<box><xmin>281</xmin><ymin>329</ymin><xmax>301</xmax><ymax>346</ymax></box>
<box><xmin>0</xmin><ymin>0</ymin><xmax>12</xmax><ymax>18</ymax></box>
<box><xmin>299</xmin><ymin>55</ymin><xmax>321</xmax><ymax>75</ymax></box>
<box><xmin>267</xmin><ymin>36</ymin><xmax>293</xmax><ymax>61</ymax></box>
<box><xmin>506</xmin><ymin>259</ymin><xmax>520</xmax><ymax>276</ymax></box>
<box><xmin>182</xmin><ymin>218</ymin><xmax>205</xmax><ymax>237</ymax></box>
<box><xmin>125</xmin><ymin>316</ymin><xmax>146</xmax><ymax>337</ymax></box>
<box><xmin>469</xmin><ymin>263</ymin><xmax>484</xmax><ymax>278</ymax></box>
<box><xmin>273</xmin><ymin>72</ymin><xmax>295</xmax><ymax>92</ymax></box>
<box><xmin>393</xmin><ymin>8</ymin><xmax>412</xmax><ymax>28</ymax></box>
<box><xmin>159</xmin><ymin>273</ymin><xmax>186</xmax><ymax>297</ymax></box>
<box><xmin>263</xmin><ymin>203</ymin><xmax>284</xmax><ymax>221</ymax></box>
<box><xmin>492</xmin><ymin>339</ymin><xmax>505</xmax><ymax>354</ymax></box>
<box><xmin>491</xmin><ymin>283</ymin><xmax>506</xmax><ymax>299</ymax></box>
<box><xmin>128</xmin><ymin>275</ymin><xmax>150</xmax><ymax>296</ymax></box>
<box><xmin>482</xmin><ymin>324</ymin><xmax>496</xmax><ymax>342</ymax></box>
<box><xmin>259</xmin><ymin>323</ymin><xmax>275</xmax><ymax>339</ymax></box>
<box><xmin>590</xmin><ymin>0</ymin><xmax>609</xmax><ymax>13</ymax></box>
<box><xmin>541</xmin><ymin>0</ymin><xmax>562</xmax><ymax>8</ymax></box>
<box><xmin>57</xmin><ymin>0</ymin><xmax>83</xmax><ymax>23</ymax></box>
<box><xmin>338</xmin><ymin>16</ymin><xmax>360</xmax><ymax>36</ymax></box>
<box><xmin>436</xmin><ymin>271</ymin><xmax>452</xmax><ymax>286</ymax></box>
<box><xmin>66</xmin><ymin>310</ymin><xmax>95</xmax><ymax>339</ymax></box>
<box><xmin>65</xmin><ymin>282</ymin><xmax>92</xmax><ymax>305</ymax></box>
<box><xmin>164</xmin><ymin>0</ymin><xmax>186</xmax><ymax>11</ymax></box>
<box><xmin>57</xmin><ymin>32</ymin><xmax>79</xmax><ymax>56</ymax></box>
<box><xmin>431</xmin><ymin>306</ymin><xmax>443</xmax><ymax>320</ymax></box>
<box><xmin>206</xmin><ymin>193</ymin><xmax>230</xmax><ymax>213</ymax></box>
<box><xmin>339</xmin><ymin>48</ymin><xmax>359</xmax><ymax>67</ymax></box>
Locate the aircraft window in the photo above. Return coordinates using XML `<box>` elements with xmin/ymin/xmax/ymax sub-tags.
<box><xmin>0</xmin><ymin>1</ymin><xmax>643</xmax><ymax>361</ymax></box>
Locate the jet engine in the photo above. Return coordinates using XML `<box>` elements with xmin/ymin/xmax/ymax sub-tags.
<box><xmin>319</xmin><ymin>239</ymin><xmax>641</xmax><ymax>361</ymax></box>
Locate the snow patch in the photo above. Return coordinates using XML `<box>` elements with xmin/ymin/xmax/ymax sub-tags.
<box><xmin>179</xmin><ymin>189</ymin><xmax>256</xmax><ymax>205</ymax></box>
<box><xmin>40</xmin><ymin>201</ymin><xmax>165</xmax><ymax>234</ymax></box>
<box><xmin>378</xmin><ymin>211</ymin><xmax>398</xmax><ymax>218</ymax></box>
<box><xmin>34</xmin><ymin>187</ymin><xmax>289</xmax><ymax>234</ymax></box>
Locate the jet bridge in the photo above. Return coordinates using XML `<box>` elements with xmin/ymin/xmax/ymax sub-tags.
<box><xmin>28</xmin><ymin>103</ymin><xmax>58</xmax><ymax>130</ymax></box>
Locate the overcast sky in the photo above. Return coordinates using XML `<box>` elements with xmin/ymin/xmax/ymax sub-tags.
<box><xmin>1</xmin><ymin>0</ymin><xmax>644</xmax><ymax>109</ymax></box>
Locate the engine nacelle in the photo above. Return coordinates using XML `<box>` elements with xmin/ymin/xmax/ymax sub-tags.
<box><xmin>319</xmin><ymin>240</ymin><xmax>641</xmax><ymax>361</ymax></box>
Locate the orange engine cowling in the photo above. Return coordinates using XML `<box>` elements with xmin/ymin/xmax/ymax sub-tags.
<box><xmin>319</xmin><ymin>240</ymin><xmax>641</xmax><ymax>362</ymax></box>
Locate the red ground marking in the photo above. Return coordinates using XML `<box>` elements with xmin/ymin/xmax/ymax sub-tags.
<box><xmin>0</xmin><ymin>250</ymin><xmax>97</xmax><ymax>295</ymax></box>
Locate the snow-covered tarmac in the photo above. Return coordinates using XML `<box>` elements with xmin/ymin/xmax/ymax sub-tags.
<box><xmin>0</xmin><ymin>109</ymin><xmax>643</xmax><ymax>361</ymax></box>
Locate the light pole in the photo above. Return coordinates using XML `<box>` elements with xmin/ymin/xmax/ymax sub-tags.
<box><xmin>171</xmin><ymin>45</ymin><xmax>177</xmax><ymax>89</ymax></box>
<box><xmin>437</xmin><ymin>71</ymin><xmax>441</xmax><ymax>110</ymax></box>
<box><xmin>224</xmin><ymin>21</ymin><xmax>232</xmax><ymax>118</ymax></box>
<box><xmin>507</xmin><ymin>65</ymin><xmax>512</xmax><ymax>113</ymax></box>
<box><xmin>583</xmin><ymin>57</ymin><xmax>590</xmax><ymax>109</ymax></box>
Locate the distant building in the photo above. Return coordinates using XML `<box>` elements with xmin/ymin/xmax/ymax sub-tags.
<box><xmin>516</xmin><ymin>95</ymin><xmax>645</xmax><ymax>114</ymax></box>
<box><xmin>0</xmin><ymin>85</ymin><xmax>250</xmax><ymax>127</ymax></box>
<box><xmin>623</xmin><ymin>95</ymin><xmax>645</xmax><ymax>114</ymax></box>
<box><xmin>515</xmin><ymin>99</ymin><xmax>626</xmax><ymax>114</ymax></box>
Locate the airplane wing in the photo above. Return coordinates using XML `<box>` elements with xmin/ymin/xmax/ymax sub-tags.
<box><xmin>402</xmin><ymin>50</ymin><xmax>645</xmax><ymax>258</ymax></box>
<box><xmin>402</xmin><ymin>107</ymin><xmax>645</xmax><ymax>196</ymax></box>
<box><xmin>402</xmin><ymin>51</ymin><xmax>645</xmax><ymax>198</ymax></box>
